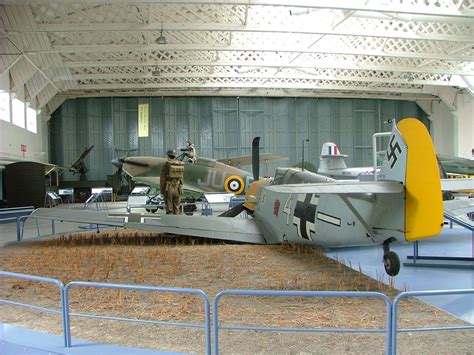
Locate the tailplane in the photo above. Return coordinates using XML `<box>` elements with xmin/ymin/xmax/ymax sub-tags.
<box><xmin>318</xmin><ymin>142</ymin><xmax>348</xmax><ymax>172</ymax></box>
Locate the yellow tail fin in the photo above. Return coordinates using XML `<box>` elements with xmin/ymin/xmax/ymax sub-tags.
<box><xmin>398</xmin><ymin>119</ymin><xmax>443</xmax><ymax>241</ymax></box>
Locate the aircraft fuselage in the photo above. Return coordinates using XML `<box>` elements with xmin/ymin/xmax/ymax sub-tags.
<box><xmin>252</xmin><ymin>179</ymin><xmax>405</xmax><ymax>249</ymax></box>
<box><xmin>122</xmin><ymin>156</ymin><xmax>253</xmax><ymax>194</ymax></box>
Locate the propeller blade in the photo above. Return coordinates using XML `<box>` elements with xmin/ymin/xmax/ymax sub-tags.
<box><xmin>218</xmin><ymin>203</ymin><xmax>244</xmax><ymax>217</ymax></box>
<box><xmin>252</xmin><ymin>137</ymin><xmax>260</xmax><ymax>181</ymax></box>
<box><xmin>111</xmin><ymin>158</ymin><xmax>123</xmax><ymax>170</ymax></box>
<box><xmin>121</xmin><ymin>158</ymin><xmax>149</xmax><ymax>168</ymax></box>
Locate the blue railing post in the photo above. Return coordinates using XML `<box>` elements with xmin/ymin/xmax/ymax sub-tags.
<box><xmin>63</xmin><ymin>286</ymin><xmax>72</xmax><ymax>347</ymax></box>
<box><xmin>0</xmin><ymin>271</ymin><xmax>67</xmax><ymax>346</ymax></box>
<box><xmin>214</xmin><ymin>290</ymin><xmax>392</xmax><ymax>355</ymax></box>
<box><xmin>64</xmin><ymin>281</ymin><xmax>211</xmax><ymax>353</ymax></box>
<box><xmin>392</xmin><ymin>289</ymin><xmax>474</xmax><ymax>355</ymax></box>
<box><xmin>51</xmin><ymin>219</ymin><xmax>55</xmax><ymax>235</ymax></box>
<box><xmin>16</xmin><ymin>216</ymin><xmax>21</xmax><ymax>241</ymax></box>
<box><xmin>35</xmin><ymin>217</ymin><xmax>41</xmax><ymax>237</ymax></box>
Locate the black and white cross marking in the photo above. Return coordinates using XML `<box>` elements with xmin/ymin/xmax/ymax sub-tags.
<box><xmin>387</xmin><ymin>135</ymin><xmax>402</xmax><ymax>169</ymax></box>
<box><xmin>292</xmin><ymin>193</ymin><xmax>319</xmax><ymax>240</ymax></box>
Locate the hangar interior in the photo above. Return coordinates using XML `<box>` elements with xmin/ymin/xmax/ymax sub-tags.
<box><xmin>0</xmin><ymin>1</ymin><xmax>473</xmax><ymax>353</ymax></box>
<box><xmin>0</xmin><ymin>1</ymin><xmax>473</xmax><ymax>194</ymax></box>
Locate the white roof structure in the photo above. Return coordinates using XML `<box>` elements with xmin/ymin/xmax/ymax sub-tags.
<box><xmin>1</xmin><ymin>0</ymin><xmax>473</xmax><ymax>114</ymax></box>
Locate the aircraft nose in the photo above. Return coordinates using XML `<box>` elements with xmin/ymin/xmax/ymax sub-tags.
<box><xmin>111</xmin><ymin>158</ymin><xmax>123</xmax><ymax>169</ymax></box>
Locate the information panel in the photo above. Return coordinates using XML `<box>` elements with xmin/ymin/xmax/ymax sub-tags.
<box><xmin>138</xmin><ymin>103</ymin><xmax>149</xmax><ymax>137</ymax></box>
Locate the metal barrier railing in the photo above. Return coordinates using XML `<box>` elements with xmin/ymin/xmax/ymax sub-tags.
<box><xmin>391</xmin><ymin>289</ymin><xmax>474</xmax><ymax>355</ymax></box>
<box><xmin>213</xmin><ymin>289</ymin><xmax>392</xmax><ymax>355</ymax></box>
<box><xmin>0</xmin><ymin>271</ymin><xmax>68</xmax><ymax>346</ymax></box>
<box><xmin>0</xmin><ymin>272</ymin><xmax>211</xmax><ymax>353</ymax></box>
<box><xmin>17</xmin><ymin>215</ymin><xmax>117</xmax><ymax>241</ymax></box>
<box><xmin>0</xmin><ymin>207</ymin><xmax>35</xmax><ymax>241</ymax></box>
<box><xmin>64</xmin><ymin>281</ymin><xmax>211</xmax><ymax>354</ymax></box>
<box><xmin>1</xmin><ymin>271</ymin><xmax>473</xmax><ymax>354</ymax></box>
<box><xmin>18</xmin><ymin>215</ymin><xmax>56</xmax><ymax>241</ymax></box>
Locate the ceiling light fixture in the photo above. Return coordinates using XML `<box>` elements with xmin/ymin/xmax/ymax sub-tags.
<box><xmin>156</xmin><ymin>23</ymin><xmax>167</xmax><ymax>45</ymax></box>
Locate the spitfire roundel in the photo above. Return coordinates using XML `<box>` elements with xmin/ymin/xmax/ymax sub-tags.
<box><xmin>224</xmin><ymin>175</ymin><xmax>245</xmax><ymax>194</ymax></box>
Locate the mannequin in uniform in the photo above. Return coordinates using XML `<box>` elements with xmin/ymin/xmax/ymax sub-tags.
<box><xmin>160</xmin><ymin>149</ymin><xmax>184</xmax><ymax>214</ymax></box>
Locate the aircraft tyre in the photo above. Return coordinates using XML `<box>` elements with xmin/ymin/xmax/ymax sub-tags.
<box><xmin>383</xmin><ymin>251</ymin><xmax>400</xmax><ymax>276</ymax></box>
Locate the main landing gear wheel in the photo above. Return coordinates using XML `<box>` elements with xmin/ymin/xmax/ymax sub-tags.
<box><xmin>383</xmin><ymin>251</ymin><xmax>400</xmax><ymax>276</ymax></box>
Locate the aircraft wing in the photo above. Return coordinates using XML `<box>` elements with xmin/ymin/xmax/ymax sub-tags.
<box><xmin>438</xmin><ymin>154</ymin><xmax>474</xmax><ymax>176</ymax></box>
<box><xmin>218</xmin><ymin>153</ymin><xmax>288</xmax><ymax>167</ymax></box>
<box><xmin>443</xmin><ymin>199</ymin><xmax>474</xmax><ymax>231</ymax></box>
<box><xmin>126</xmin><ymin>215</ymin><xmax>265</xmax><ymax>243</ymax></box>
<box><xmin>265</xmin><ymin>181</ymin><xmax>403</xmax><ymax>194</ymax></box>
<box><xmin>441</xmin><ymin>178</ymin><xmax>474</xmax><ymax>191</ymax></box>
<box><xmin>29</xmin><ymin>208</ymin><xmax>265</xmax><ymax>244</ymax></box>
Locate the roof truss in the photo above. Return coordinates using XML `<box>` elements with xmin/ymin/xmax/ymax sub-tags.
<box><xmin>0</xmin><ymin>0</ymin><xmax>472</xmax><ymax>112</ymax></box>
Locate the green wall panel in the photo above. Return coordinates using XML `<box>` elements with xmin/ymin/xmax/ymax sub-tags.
<box><xmin>50</xmin><ymin>97</ymin><xmax>428</xmax><ymax>181</ymax></box>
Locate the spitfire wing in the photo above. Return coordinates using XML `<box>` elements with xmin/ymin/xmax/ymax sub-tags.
<box><xmin>443</xmin><ymin>199</ymin><xmax>474</xmax><ymax>231</ymax></box>
<box><xmin>218</xmin><ymin>153</ymin><xmax>288</xmax><ymax>167</ymax></box>
<box><xmin>265</xmin><ymin>181</ymin><xmax>403</xmax><ymax>194</ymax></box>
<box><xmin>29</xmin><ymin>208</ymin><xmax>265</xmax><ymax>244</ymax></box>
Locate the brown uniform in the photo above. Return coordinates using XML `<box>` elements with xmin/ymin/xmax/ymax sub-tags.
<box><xmin>160</xmin><ymin>159</ymin><xmax>184</xmax><ymax>214</ymax></box>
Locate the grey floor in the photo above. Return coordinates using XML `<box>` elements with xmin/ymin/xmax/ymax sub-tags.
<box><xmin>325</xmin><ymin>225</ymin><xmax>474</xmax><ymax>324</ymax></box>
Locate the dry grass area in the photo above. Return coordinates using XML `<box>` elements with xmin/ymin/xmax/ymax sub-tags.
<box><xmin>0</xmin><ymin>230</ymin><xmax>471</xmax><ymax>354</ymax></box>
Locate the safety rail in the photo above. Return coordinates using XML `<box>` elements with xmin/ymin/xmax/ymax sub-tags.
<box><xmin>0</xmin><ymin>207</ymin><xmax>35</xmax><ymax>241</ymax></box>
<box><xmin>0</xmin><ymin>272</ymin><xmax>210</xmax><ymax>353</ymax></box>
<box><xmin>83</xmin><ymin>192</ymin><xmax>109</xmax><ymax>211</ymax></box>
<box><xmin>0</xmin><ymin>214</ymin><xmax>52</xmax><ymax>242</ymax></box>
<box><xmin>15</xmin><ymin>214</ymin><xmax>117</xmax><ymax>241</ymax></box>
<box><xmin>391</xmin><ymin>289</ymin><xmax>474</xmax><ymax>355</ymax></box>
<box><xmin>64</xmin><ymin>281</ymin><xmax>211</xmax><ymax>353</ymax></box>
<box><xmin>18</xmin><ymin>214</ymin><xmax>56</xmax><ymax>241</ymax></box>
<box><xmin>213</xmin><ymin>289</ymin><xmax>392</xmax><ymax>355</ymax></box>
<box><xmin>0</xmin><ymin>271</ymin><xmax>67</xmax><ymax>346</ymax></box>
<box><xmin>1</xmin><ymin>272</ymin><xmax>473</xmax><ymax>354</ymax></box>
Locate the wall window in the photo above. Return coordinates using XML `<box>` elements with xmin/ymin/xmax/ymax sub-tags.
<box><xmin>26</xmin><ymin>105</ymin><xmax>37</xmax><ymax>133</ymax></box>
<box><xmin>12</xmin><ymin>97</ymin><xmax>25</xmax><ymax>128</ymax></box>
<box><xmin>0</xmin><ymin>91</ymin><xmax>10</xmax><ymax>122</ymax></box>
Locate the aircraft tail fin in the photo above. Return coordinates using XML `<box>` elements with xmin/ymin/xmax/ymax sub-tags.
<box><xmin>380</xmin><ymin>118</ymin><xmax>443</xmax><ymax>241</ymax></box>
<box><xmin>318</xmin><ymin>142</ymin><xmax>348</xmax><ymax>172</ymax></box>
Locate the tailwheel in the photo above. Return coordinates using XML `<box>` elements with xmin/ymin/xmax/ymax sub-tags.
<box><xmin>383</xmin><ymin>251</ymin><xmax>400</xmax><ymax>276</ymax></box>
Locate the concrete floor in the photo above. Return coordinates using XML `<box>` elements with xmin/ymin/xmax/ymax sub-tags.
<box><xmin>325</xmin><ymin>225</ymin><xmax>474</xmax><ymax>324</ymax></box>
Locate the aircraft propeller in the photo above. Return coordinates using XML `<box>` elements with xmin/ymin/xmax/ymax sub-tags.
<box><xmin>218</xmin><ymin>136</ymin><xmax>260</xmax><ymax>218</ymax></box>
<box><xmin>252</xmin><ymin>136</ymin><xmax>260</xmax><ymax>181</ymax></box>
<box><xmin>217</xmin><ymin>202</ymin><xmax>245</xmax><ymax>217</ymax></box>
